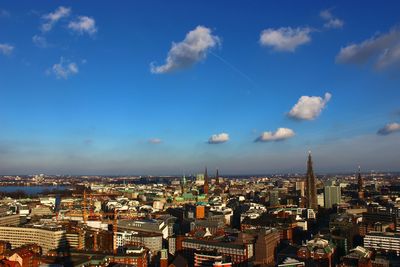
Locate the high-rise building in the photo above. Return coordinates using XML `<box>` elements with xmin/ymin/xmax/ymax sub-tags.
<box><xmin>204</xmin><ymin>167</ymin><xmax>209</xmax><ymax>194</ymax></box>
<box><xmin>295</xmin><ymin>181</ymin><xmax>305</xmax><ymax>197</ymax></box>
<box><xmin>357</xmin><ymin>166</ymin><xmax>364</xmax><ymax>200</ymax></box>
<box><xmin>324</xmin><ymin>186</ymin><xmax>341</xmax><ymax>209</ymax></box>
<box><xmin>215</xmin><ymin>168</ymin><xmax>219</xmax><ymax>186</ymax></box>
<box><xmin>181</xmin><ymin>174</ymin><xmax>187</xmax><ymax>193</ymax></box>
<box><xmin>317</xmin><ymin>193</ymin><xmax>324</xmax><ymax>207</ymax></box>
<box><xmin>305</xmin><ymin>152</ymin><xmax>318</xmax><ymax>210</ymax></box>
<box><xmin>254</xmin><ymin>228</ymin><xmax>280</xmax><ymax>266</ymax></box>
<box><xmin>269</xmin><ymin>190</ymin><xmax>280</xmax><ymax>206</ymax></box>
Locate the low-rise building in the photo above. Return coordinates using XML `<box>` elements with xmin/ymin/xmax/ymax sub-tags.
<box><xmin>364</xmin><ymin>231</ymin><xmax>400</xmax><ymax>256</ymax></box>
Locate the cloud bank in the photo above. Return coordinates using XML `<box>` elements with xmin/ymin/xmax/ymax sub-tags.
<box><xmin>151</xmin><ymin>25</ymin><xmax>220</xmax><ymax>74</ymax></box>
<box><xmin>336</xmin><ymin>27</ymin><xmax>400</xmax><ymax>70</ymax></box>
<box><xmin>288</xmin><ymin>92</ymin><xmax>332</xmax><ymax>120</ymax></box>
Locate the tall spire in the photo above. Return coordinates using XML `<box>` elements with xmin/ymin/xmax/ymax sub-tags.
<box><xmin>306</xmin><ymin>151</ymin><xmax>318</xmax><ymax>210</ymax></box>
<box><xmin>357</xmin><ymin>166</ymin><xmax>364</xmax><ymax>199</ymax></box>
<box><xmin>203</xmin><ymin>167</ymin><xmax>209</xmax><ymax>194</ymax></box>
<box><xmin>181</xmin><ymin>174</ymin><xmax>187</xmax><ymax>193</ymax></box>
<box><xmin>215</xmin><ymin>168</ymin><xmax>219</xmax><ymax>185</ymax></box>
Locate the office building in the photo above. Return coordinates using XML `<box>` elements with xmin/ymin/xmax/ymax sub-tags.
<box><xmin>0</xmin><ymin>226</ymin><xmax>67</xmax><ymax>254</ymax></box>
<box><xmin>181</xmin><ymin>238</ymin><xmax>253</xmax><ymax>265</ymax></box>
<box><xmin>270</xmin><ymin>190</ymin><xmax>280</xmax><ymax>206</ymax></box>
<box><xmin>324</xmin><ymin>186</ymin><xmax>341</xmax><ymax>209</ymax></box>
<box><xmin>254</xmin><ymin>228</ymin><xmax>280</xmax><ymax>266</ymax></box>
<box><xmin>364</xmin><ymin>231</ymin><xmax>400</xmax><ymax>256</ymax></box>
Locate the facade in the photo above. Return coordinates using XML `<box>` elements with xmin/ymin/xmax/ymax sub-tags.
<box><xmin>364</xmin><ymin>232</ymin><xmax>400</xmax><ymax>256</ymax></box>
<box><xmin>357</xmin><ymin>167</ymin><xmax>364</xmax><ymax>200</ymax></box>
<box><xmin>269</xmin><ymin>190</ymin><xmax>280</xmax><ymax>206</ymax></box>
<box><xmin>203</xmin><ymin>167</ymin><xmax>209</xmax><ymax>195</ymax></box>
<box><xmin>305</xmin><ymin>152</ymin><xmax>318</xmax><ymax>210</ymax></box>
<box><xmin>65</xmin><ymin>231</ymin><xmax>85</xmax><ymax>250</ymax></box>
<box><xmin>278</xmin><ymin>257</ymin><xmax>305</xmax><ymax>267</ymax></box>
<box><xmin>0</xmin><ymin>214</ymin><xmax>23</xmax><ymax>226</ymax></box>
<box><xmin>254</xmin><ymin>228</ymin><xmax>280</xmax><ymax>266</ymax></box>
<box><xmin>118</xmin><ymin>218</ymin><xmax>170</xmax><ymax>238</ymax></box>
<box><xmin>324</xmin><ymin>186</ymin><xmax>341</xmax><ymax>209</ymax></box>
<box><xmin>0</xmin><ymin>226</ymin><xmax>66</xmax><ymax>254</ymax></box>
<box><xmin>194</xmin><ymin>252</ymin><xmax>232</xmax><ymax>267</ymax></box>
<box><xmin>297</xmin><ymin>237</ymin><xmax>336</xmax><ymax>267</ymax></box>
<box><xmin>181</xmin><ymin>238</ymin><xmax>253</xmax><ymax>265</ymax></box>
<box><xmin>116</xmin><ymin>231</ymin><xmax>163</xmax><ymax>254</ymax></box>
<box><xmin>296</xmin><ymin>181</ymin><xmax>305</xmax><ymax>197</ymax></box>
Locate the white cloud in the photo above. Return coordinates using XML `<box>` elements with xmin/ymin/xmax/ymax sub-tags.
<box><xmin>151</xmin><ymin>25</ymin><xmax>220</xmax><ymax>74</ymax></box>
<box><xmin>255</xmin><ymin>128</ymin><xmax>295</xmax><ymax>142</ymax></box>
<box><xmin>377</xmin><ymin>122</ymin><xmax>400</xmax><ymax>135</ymax></box>
<box><xmin>48</xmin><ymin>57</ymin><xmax>79</xmax><ymax>79</ymax></box>
<box><xmin>0</xmin><ymin>43</ymin><xmax>14</xmax><ymax>55</ymax></box>
<box><xmin>208</xmin><ymin>133</ymin><xmax>229</xmax><ymax>144</ymax></box>
<box><xmin>288</xmin><ymin>92</ymin><xmax>332</xmax><ymax>120</ymax></box>
<box><xmin>68</xmin><ymin>16</ymin><xmax>97</xmax><ymax>36</ymax></box>
<box><xmin>148</xmin><ymin>138</ymin><xmax>162</xmax><ymax>144</ymax></box>
<box><xmin>32</xmin><ymin>35</ymin><xmax>48</xmax><ymax>48</ymax></box>
<box><xmin>41</xmin><ymin>6</ymin><xmax>71</xmax><ymax>32</ymax></box>
<box><xmin>259</xmin><ymin>27</ymin><xmax>312</xmax><ymax>52</ymax></box>
<box><xmin>0</xmin><ymin>9</ymin><xmax>10</xmax><ymax>18</ymax></box>
<box><xmin>336</xmin><ymin>27</ymin><xmax>400</xmax><ymax>70</ymax></box>
<box><xmin>320</xmin><ymin>9</ymin><xmax>344</xmax><ymax>29</ymax></box>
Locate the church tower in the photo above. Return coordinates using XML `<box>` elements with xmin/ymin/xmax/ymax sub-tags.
<box><xmin>203</xmin><ymin>167</ymin><xmax>209</xmax><ymax>194</ymax></box>
<box><xmin>306</xmin><ymin>151</ymin><xmax>318</xmax><ymax>210</ymax></box>
<box><xmin>357</xmin><ymin>166</ymin><xmax>364</xmax><ymax>200</ymax></box>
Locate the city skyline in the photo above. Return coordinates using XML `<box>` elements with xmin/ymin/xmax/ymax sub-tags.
<box><xmin>1</xmin><ymin>1</ymin><xmax>400</xmax><ymax>174</ymax></box>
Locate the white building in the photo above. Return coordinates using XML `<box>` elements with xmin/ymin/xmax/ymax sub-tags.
<box><xmin>364</xmin><ymin>231</ymin><xmax>400</xmax><ymax>256</ymax></box>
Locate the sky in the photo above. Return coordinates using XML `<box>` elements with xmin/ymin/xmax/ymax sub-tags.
<box><xmin>0</xmin><ymin>1</ymin><xmax>400</xmax><ymax>175</ymax></box>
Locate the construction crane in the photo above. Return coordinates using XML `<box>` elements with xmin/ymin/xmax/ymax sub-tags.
<box><xmin>63</xmin><ymin>209</ymin><xmax>119</xmax><ymax>254</ymax></box>
<box><xmin>57</xmin><ymin>190</ymin><xmax>138</xmax><ymax>254</ymax></box>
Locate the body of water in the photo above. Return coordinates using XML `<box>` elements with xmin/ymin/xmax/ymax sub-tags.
<box><xmin>0</xmin><ymin>185</ymin><xmax>71</xmax><ymax>195</ymax></box>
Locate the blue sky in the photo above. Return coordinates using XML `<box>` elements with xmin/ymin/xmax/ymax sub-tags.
<box><xmin>0</xmin><ymin>1</ymin><xmax>400</xmax><ymax>175</ymax></box>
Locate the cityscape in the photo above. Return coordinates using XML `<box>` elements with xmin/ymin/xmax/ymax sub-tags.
<box><xmin>1</xmin><ymin>1</ymin><xmax>400</xmax><ymax>267</ymax></box>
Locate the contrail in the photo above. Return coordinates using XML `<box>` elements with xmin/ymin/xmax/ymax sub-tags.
<box><xmin>210</xmin><ymin>51</ymin><xmax>258</xmax><ymax>89</ymax></box>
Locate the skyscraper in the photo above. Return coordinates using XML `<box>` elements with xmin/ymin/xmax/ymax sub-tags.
<box><xmin>269</xmin><ymin>190</ymin><xmax>280</xmax><ymax>206</ymax></box>
<box><xmin>215</xmin><ymin>168</ymin><xmax>219</xmax><ymax>186</ymax></box>
<box><xmin>324</xmin><ymin>185</ymin><xmax>341</xmax><ymax>209</ymax></box>
<box><xmin>203</xmin><ymin>167</ymin><xmax>209</xmax><ymax>194</ymax></box>
<box><xmin>181</xmin><ymin>174</ymin><xmax>187</xmax><ymax>193</ymax></box>
<box><xmin>305</xmin><ymin>152</ymin><xmax>318</xmax><ymax>210</ymax></box>
<box><xmin>357</xmin><ymin>166</ymin><xmax>364</xmax><ymax>200</ymax></box>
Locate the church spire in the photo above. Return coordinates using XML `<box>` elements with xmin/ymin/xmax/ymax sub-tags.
<box><xmin>203</xmin><ymin>167</ymin><xmax>209</xmax><ymax>194</ymax></box>
<box><xmin>357</xmin><ymin>166</ymin><xmax>364</xmax><ymax>199</ymax></box>
<box><xmin>306</xmin><ymin>151</ymin><xmax>318</xmax><ymax>210</ymax></box>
